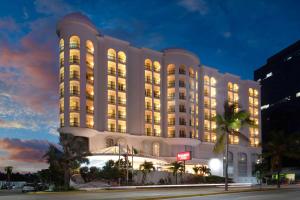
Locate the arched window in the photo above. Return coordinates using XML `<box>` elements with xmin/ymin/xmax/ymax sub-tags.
<box><xmin>167</xmin><ymin>64</ymin><xmax>175</xmax><ymax>75</ymax></box>
<box><xmin>228</xmin><ymin>82</ymin><xmax>233</xmax><ymax>91</ymax></box>
<box><xmin>210</xmin><ymin>77</ymin><xmax>216</xmax><ymax>86</ymax></box>
<box><xmin>152</xmin><ymin>142</ymin><xmax>160</xmax><ymax>157</ymax></box>
<box><xmin>107</xmin><ymin>48</ymin><xmax>116</xmax><ymax>61</ymax></box>
<box><xmin>86</xmin><ymin>40</ymin><xmax>94</xmax><ymax>54</ymax></box>
<box><xmin>59</xmin><ymin>38</ymin><xmax>64</xmax><ymax>51</ymax></box>
<box><xmin>179</xmin><ymin>65</ymin><xmax>186</xmax><ymax>75</ymax></box>
<box><xmin>204</xmin><ymin>76</ymin><xmax>210</xmax><ymax>85</ymax></box>
<box><xmin>189</xmin><ymin>68</ymin><xmax>194</xmax><ymax>78</ymax></box>
<box><xmin>118</xmin><ymin>51</ymin><xmax>126</xmax><ymax>64</ymax></box>
<box><xmin>69</xmin><ymin>35</ymin><xmax>80</xmax><ymax>49</ymax></box>
<box><xmin>106</xmin><ymin>138</ymin><xmax>114</xmax><ymax>147</ymax></box>
<box><xmin>233</xmin><ymin>83</ymin><xmax>239</xmax><ymax>92</ymax></box>
<box><xmin>145</xmin><ymin>59</ymin><xmax>152</xmax><ymax>70</ymax></box>
<box><xmin>238</xmin><ymin>152</ymin><xmax>247</xmax><ymax>177</ymax></box>
<box><xmin>248</xmin><ymin>88</ymin><xmax>253</xmax><ymax>96</ymax></box>
<box><xmin>153</xmin><ymin>61</ymin><xmax>160</xmax><ymax>72</ymax></box>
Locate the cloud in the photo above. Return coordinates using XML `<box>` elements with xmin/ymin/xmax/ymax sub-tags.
<box><xmin>34</xmin><ymin>0</ymin><xmax>75</xmax><ymax>16</ymax></box>
<box><xmin>0</xmin><ymin>138</ymin><xmax>51</xmax><ymax>164</ymax></box>
<box><xmin>0</xmin><ymin>17</ymin><xmax>19</xmax><ymax>31</ymax></box>
<box><xmin>0</xmin><ymin>119</ymin><xmax>26</xmax><ymax>129</ymax></box>
<box><xmin>178</xmin><ymin>0</ymin><xmax>209</xmax><ymax>15</ymax></box>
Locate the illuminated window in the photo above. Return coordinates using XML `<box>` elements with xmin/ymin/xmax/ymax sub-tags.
<box><xmin>69</xmin><ymin>36</ymin><xmax>80</xmax><ymax>49</ymax></box>
<box><xmin>86</xmin><ymin>40</ymin><xmax>94</xmax><ymax>128</ymax></box>
<box><xmin>59</xmin><ymin>38</ymin><xmax>64</xmax><ymax>51</ymax></box>
<box><xmin>107</xmin><ymin>48</ymin><xmax>116</xmax><ymax>61</ymax></box>
<box><xmin>203</xmin><ymin>75</ymin><xmax>217</xmax><ymax>142</ymax></box>
<box><xmin>249</xmin><ymin>87</ymin><xmax>260</xmax><ymax>147</ymax></box>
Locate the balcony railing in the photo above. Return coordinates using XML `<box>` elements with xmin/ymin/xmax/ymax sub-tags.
<box><xmin>108</xmin><ymin>55</ymin><xmax>116</xmax><ymax>61</ymax></box>
<box><xmin>86</xmin><ymin>92</ymin><xmax>94</xmax><ymax>100</ymax></box>
<box><xmin>70</xmin><ymin>121</ymin><xmax>79</xmax><ymax>127</ymax></box>
<box><xmin>59</xmin><ymin>45</ymin><xmax>64</xmax><ymax>52</ymax></box>
<box><xmin>179</xmin><ymin>95</ymin><xmax>186</xmax><ymax>100</ymax></box>
<box><xmin>70</xmin><ymin>73</ymin><xmax>80</xmax><ymax>80</ymax></box>
<box><xmin>168</xmin><ymin>70</ymin><xmax>175</xmax><ymax>75</ymax></box>
<box><xmin>168</xmin><ymin>121</ymin><xmax>175</xmax><ymax>126</ymax></box>
<box><xmin>145</xmin><ymin>78</ymin><xmax>152</xmax><ymax>84</ymax></box>
<box><xmin>108</xmin><ymin>69</ymin><xmax>116</xmax><ymax>76</ymax></box>
<box><xmin>118</xmin><ymin>70</ymin><xmax>126</xmax><ymax>78</ymax></box>
<box><xmin>70</xmin><ymin>106</ymin><xmax>80</xmax><ymax>112</ymax></box>
<box><xmin>69</xmin><ymin>58</ymin><xmax>80</xmax><ymax>65</ymax></box>
<box><xmin>117</xmin><ymin>128</ymin><xmax>126</xmax><ymax>133</ymax></box>
<box><xmin>153</xmin><ymin>93</ymin><xmax>160</xmax><ymax>99</ymax></box>
<box><xmin>145</xmin><ymin>92</ymin><xmax>152</xmax><ymax>97</ymax></box>
<box><xmin>153</xmin><ymin>78</ymin><xmax>160</xmax><ymax>85</ymax></box>
<box><xmin>107</xmin><ymin>83</ymin><xmax>116</xmax><ymax>90</ymax></box>
<box><xmin>145</xmin><ymin>105</ymin><xmax>152</xmax><ymax>110</ymax></box>
<box><xmin>168</xmin><ymin>108</ymin><xmax>175</xmax><ymax>113</ymax></box>
<box><xmin>108</xmin><ymin>98</ymin><xmax>116</xmax><ymax>104</ymax></box>
<box><xmin>153</xmin><ymin>106</ymin><xmax>160</xmax><ymax>112</ymax></box>
<box><xmin>168</xmin><ymin>82</ymin><xmax>175</xmax><ymax>87</ymax></box>
<box><xmin>145</xmin><ymin>118</ymin><xmax>152</xmax><ymax>123</ymax></box>
<box><xmin>179</xmin><ymin>69</ymin><xmax>186</xmax><ymax>75</ymax></box>
<box><xmin>108</xmin><ymin>127</ymin><xmax>116</xmax><ymax>132</ymax></box>
<box><xmin>70</xmin><ymin>42</ymin><xmax>80</xmax><ymax>49</ymax></box>
<box><xmin>108</xmin><ymin>113</ymin><xmax>116</xmax><ymax>119</ymax></box>
<box><xmin>86</xmin><ymin>106</ymin><xmax>94</xmax><ymax>114</ymax></box>
<box><xmin>86</xmin><ymin>61</ymin><xmax>93</xmax><ymax>69</ymax></box>
<box><xmin>118</xmin><ymin>58</ymin><xmax>126</xmax><ymax>64</ymax></box>
<box><xmin>60</xmin><ymin>92</ymin><xmax>64</xmax><ymax>98</ymax></box>
<box><xmin>153</xmin><ymin>67</ymin><xmax>160</xmax><ymax>73</ymax></box>
<box><xmin>179</xmin><ymin>108</ymin><xmax>186</xmax><ymax>113</ymax></box>
<box><xmin>154</xmin><ymin>120</ymin><xmax>160</xmax><ymax>125</ymax></box>
<box><xmin>179</xmin><ymin>121</ymin><xmax>186</xmax><ymax>125</ymax></box>
<box><xmin>86</xmin><ymin>47</ymin><xmax>94</xmax><ymax>55</ymax></box>
<box><xmin>59</xmin><ymin>59</ymin><xmax>64</xmax><ymax>68</ymax></box>
<box><xmin>145</xmin><ymin>65</ymin><xmax>151</xmax><ymax>71</ymax></box>
<box><xmin>118</xmin><ymin>99</ymin><xmax>126</xmax><ymax>106</ymax></box>
<box><xmin>70</xmin><ymin>90</ymin><xmax>80</xmax><ymax>96</ymax></box>
<box><xmin>168</xmin><ymin>96</ymin><xmax>175</xmax><ymax>101</ymax></box>
<box><xmin>118</xmin><ymin>114</ymin><xmax>126</xmax><ymax>120</ymax></box>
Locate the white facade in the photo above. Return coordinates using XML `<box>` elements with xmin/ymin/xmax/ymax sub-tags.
<box><xmin>57</xmin><ymin>13</ymin><xmax>261</xmax><ymax>182</ymax></box>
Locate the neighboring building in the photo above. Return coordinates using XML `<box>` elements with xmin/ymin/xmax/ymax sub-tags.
<box><xmin>254</xmin><ymin>40</ymin><xmax>300</xmax><ymax>167</ymax></box>
<box><xmin>57</xmin><ymin>13</ymin><xmax>261</xmax><ymax>182</ymax></box>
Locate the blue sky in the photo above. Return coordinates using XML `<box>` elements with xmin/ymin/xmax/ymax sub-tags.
<box><xmin>0</xmin><ymin>0</ymin><xmax>299</xmax><ymax>172</ymax></box>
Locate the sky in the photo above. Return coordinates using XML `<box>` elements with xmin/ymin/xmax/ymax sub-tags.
<box><xmin>0</xmin><ymin>0</ymin><xmax>300</xmax><ymax>172</ymax></box>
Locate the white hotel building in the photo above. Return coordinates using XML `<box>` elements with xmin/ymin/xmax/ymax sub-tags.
<box><xmin>57</xmin><ymin>13</ymin><xmax>261</xmax><ymax>182</ymax></box>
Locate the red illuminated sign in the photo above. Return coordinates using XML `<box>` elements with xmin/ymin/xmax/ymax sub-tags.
<box><xmin>177</xmin><ymin>151</ymin><xmax>191</xmax><ymax>161</ymax></box>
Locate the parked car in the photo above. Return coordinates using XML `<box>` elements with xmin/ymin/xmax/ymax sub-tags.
<box><xmin>22</xmin><ymin>183</ymin><xmax>36</xmax><ymax>193</ymax></box>
<box><xmin>1</xmin><ymin>184</ymin><xmax>13</xmax><ymax>190</ymax></box>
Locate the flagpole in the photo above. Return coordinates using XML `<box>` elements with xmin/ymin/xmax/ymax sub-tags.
<box><xmin>126</xmin><ymin>145</ymin><xmax>129</xmax><ymax>185</ymax></box>
<box><xmin>132</xmin><ymin>146</ymin><xmax>134</xmax><ymax>182</ymax></box>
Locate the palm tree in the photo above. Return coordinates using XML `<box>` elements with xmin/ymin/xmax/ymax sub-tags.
<box><xmin>139</xmin><ymin>161</ymin><xmax>155</xmax><ymax>184</ymax></box>
<box><xmin>193</xmin><ymin>165</ymin><xmax>200</xmax><ymax>175</ymax></box>
<box><xmin>214</xmin><ymin>101</ymin><xmax>252</xmax><ymax>191</ymax></box>
<box><xmin>169</xmin><ymin>161</ymin><xmax>184</xmax><ymax>184</ymax></box>
<box><xmin>199</xmin><ymin>165</ymin><xmax>211</xmax><ymax>176</ymax></box>
<box><xmin>4</xmin><ymin>166</ymin><xmax>13</xmax><ymax>184</ymax></box>
<box><xmin>264</xmin><ymin>131</ymin><xmax>300</xmax><ymax>188</ymax></box>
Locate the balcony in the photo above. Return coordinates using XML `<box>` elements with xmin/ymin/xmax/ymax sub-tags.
<box><xmin>168</xmin><ymin>132</ymin><xmax>175</xmax><ymax>138</ymax></box>
<box><xmin>108</xmin><ymin>113</ymin><xmax>116</xmax><ymax>119</ymax></box>
<box><xmin>145</xmin><ymin>118</ymin><xmax>152</xmax><ymax>124</ymax></box>
<box><xmin>118</xmin><ymin>114</ymin><xmax>126</xmax><ymax>120</ymax></box>
<box><xmin>60</xmin><ymin>76</ymin><xmax>64</xmax><ymax>83</ymax></box>
<box><xmin>118</xmin><ymin>98</ymin><xmax>126</xmax><ymax>106</ymax></box>
<box><xmin>153</xmin><ymin>67</ymin><xmax>160</xmax><ymax>73</ymax></box>
<box><xmin>108</xmin><ymin>69</ymin><xmax>116</xmax><ymax>76</ymax></box>
<box><xmin>153</xmin><ymin>78</ymin><xmax>160</xmax><ymax>85</ymax></box>
<box><xmin>86</xmin><ymin>123</ymin><xmax>94</xmax><ymax>128</ymax></box>
<box><xmin>145</xmin><ymin>77</ymin><xmax>152</xmax><ymax>84</ymax></box>
<box><xmin>108</xmin><ymin>127</ymin><xmax>116</xmax><ymax>132</ymax></box>
<box><xmin>86</xmin><ymin>61</ymin><xmax>93</xmax><ymax>69</ymax></box>
<box><xmin>70</xmin><ymin>42</ymin><xmax>80</xmax><ymax>49</ymax></box>
<box><xmin>179</xmin><ymin>69</ymin><xmax>186</xmax><ymax>75</ymax></box>
<box><xmin>179</xmin><ymin>120</ymin><xmax>186</xmax><ymax>125</ymax></box>
<box><xmin>86</xmin><ymin>75</ymin><xmax>94</xmax><ymax>85</ymax></box>
<box><xmin>154</xmin><ymin>120</ymin><xmax>160</xmax><ymax>125</ymax></box>
<box><xmin>179</xmin><ymin>95</ymin><xmax>186</xmax><ymax>100</ymax></box>
<box><xmin>86</xmin><ymin>106</ymin><xmax>94</xmax><ymax>114</ymax></box>
<box><xmin>70</xmin><ymin>73</ymin><xmax>80</xmax><ymax>80</ymax></box>
<box><xmin>70</xmin><ymin>106</ymin><xmax>80</xmax><ymax>112</ymax></box>
<box><xmin>59</xmin><ymin>108</ymin><xmax>64</xmax><ymax>114</ymax></box>
<box><xmin>86</xmin><ymin>92</ymin><xmax>94</xmax><ymax>100</ymax></box>
<box><xmin>168</xmin><ymin>82</ymin><xmax>175</xmax><ymax>87</ymax></box>
<box><xmin>168</xmin><ymin>95</ymin><xmax>175</xmax><ymax>101</ymax></box>
<box><xmin>118</xmin><ymin>70</ymin><xmax>126</xmax><ymax>78</ymax></box>
<box><xmin>59</xmin><ymin>45</ymin><xmax>64</xmax><ymax>52</ymax></box>
<box><xmin>107</xmin><ymin>55</ymin><xmax>116</xmax><ymax>61</ymax></box>
<box><xmin>70</xmin><ymin>90</ymin><xmax>80</xmax><ymax>96</ymax></box>
<box><xmin>153</xmin><ymin>106</ymin><xmax>160</xmax><ymax>112</ymax></box>
<box><xmin>153</xmin><ymin>93</ymin><xmax>160</xmax><ymax>99</ymax></box>
<box><xmin>59</xmin><ymin>59</ymin><xmax>64</xmax><ymax>68</ymax></box>
<box><xmin>145</xmin><ymin>64</ymin><xmax>151</xmax><ymax>71</ymax></box>
<box><xmin>117</xmin><ymin>128</ymin><xmax>126</xmax><ymax>133</ymax></box>
<box><xmin>118</xmin><ymin>58</ymin><xmax>126</xmax><ymax>64</ymax></box>
<box><xmin>168</xmin><ymin>107</ymin><xmax>175</xmax><ymax>113</ymax></box>
<box><xmin>179</xmin><ymin>81</ymin><xmax>186</xmax><ymax>88</ymax></box>
<box><xmin>145</xmin><ymin>105</ymin><xmax>152</xmax><ymax>110</ymax></box>
<box><xmin>70</xmin><ymin>121</ymin><xmax>79</xmax><ymax>127</ymax></box>
<box><xmin>168</xmin><ymin>70</ymin><xmax>175</xmax><ymax>75</ymax></box>
<box><xmin>69</xmin><ymin>58</ymin><xmax>80</xmax><ymax>65</ymax></box>
<box><xmin>146</xmin><ymin>131</ymin><xmax>153</xmax><ymax>136</ymax></box>
<box><xmin>179</xmin><ymin>108</ymin><xmax>186</xmax><ymax>113</ymax></box>
<box><xmin>108</xmin><ymin>83</ymin><xmax>116</xmax><ymax>90</ymax></box>
<box><xmin>168</xmin><ymin>121</ymin><xmax>175</xmax><ymax>126</ymax></box>
<box><xmin>145</xmin><ymin>92</ymin><xmax>152</xmax><ymax>98</ymax></box>
<box><xmin>108</xmin><ymin>98</ymin><xmax>116</xmax><ymax>104</ymax></box>
<box><xmin>86</xmin><ymin>47</ymin><xmax>94</xmax><ymax>55</ymax></box>
<box><xmin>118</xmin><ymin>85</ymin><xmax>126</xmax><ymax>92</ymax></box>
<box><xmin>60</xmin><ymin>92</ymin><xmax>64</xmax><ymax>98</ymax></box>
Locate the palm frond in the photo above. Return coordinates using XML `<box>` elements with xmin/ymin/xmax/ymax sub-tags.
<box><xmin>213</xmin><ymin>132</ymin><xmax>226</xmax><ymax>153</ymax></box>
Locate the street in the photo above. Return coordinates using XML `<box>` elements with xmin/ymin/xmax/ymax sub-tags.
<box><xmin>0</xmin><ymin>186</ymin><xmax>299</xmax><ymax>200</ymax></box>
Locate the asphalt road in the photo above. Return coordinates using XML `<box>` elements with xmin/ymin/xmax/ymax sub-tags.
<box><xmin>0</xmin><ymin>187</ymin><xmax>299</xmax><ymax>200</ymax></box>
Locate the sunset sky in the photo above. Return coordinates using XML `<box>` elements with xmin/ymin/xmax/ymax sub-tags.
<box><xmin>0</xmin><ymin>0</ymin><xmax>300</xmax><ymax>172</ymax></box>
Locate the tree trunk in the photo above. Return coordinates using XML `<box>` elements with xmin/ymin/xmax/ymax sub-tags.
<box><xmin>64</xmin><ymin>165</ymin><xmax>70</xmax><ymax>189</ymax></box>
<box><xmin>175</xmin><ymin>173</ymin><xmax>177</xmax><ymax>184</ymax></box>
<box><xmin>225</xmin><ymin>132</ymin><xmax>229</xmax><ymax>191</ymax></box>
<box><xmin>277</xmin><ymin>170</ymin><xmax>280</xmax><ymax>188</ymax></box>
